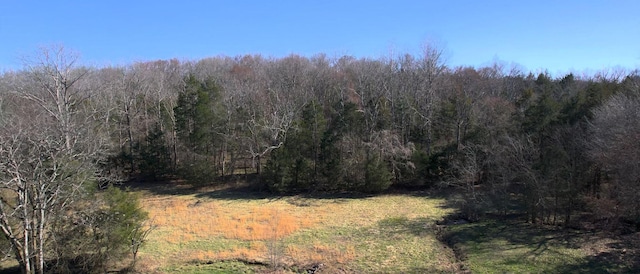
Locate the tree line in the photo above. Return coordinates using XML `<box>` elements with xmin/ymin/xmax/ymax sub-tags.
<box><xmin>1</xmin><ymin>45</ymin><xmax>639</xmax><ymax>272</ymax></box>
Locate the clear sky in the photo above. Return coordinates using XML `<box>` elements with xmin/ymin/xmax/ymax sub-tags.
<box><xmin>1</xmin><ymin>0</ymin><xmax>639</xmax><ymax>75</ymax></box>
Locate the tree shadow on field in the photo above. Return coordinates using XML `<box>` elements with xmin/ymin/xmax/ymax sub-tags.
<box><xmin>551</xmin><ymin>232</ymin><xmax>640</xmax><ymax>274</ymax></box>
<box><xmin>194</xmin><ymin>186</ymin><xmax>377</xmax><ymax>206</ymax></box>
<box><xmin>450</xmin><ymin>220</ymin><xmax>586</xmax><ymax>247</ymax></box>
<box><xmin>124</xmin><ymin>180</ymin><xmax>201</xmax><ymax>196</ymax></box>
<box><xmin>0</xmin><ymin>266</ymin><xmax>18</xmax><ymax>274</ymax></box>
<box><xmin>124</xmin><ymin>174</ymin><xmax>263</xmax><ymax>197</ymax></box>
<box><xmin>126</xmin><ymin>174</ymin><xmax>382</xmax><ymax>207</ymax></box>
<box><xmin>407</xmin><ymin>186</ymin><xmax>640</xmax><ymax>273</ymax></box>
<box><xmin>376</xmin><ymin>216</ymin><xmax>435</xmax><ymax>236</ymax></box>
<box><xmin>440</xmin><ymin>214</ymin><xmax>640</xmax><ymax>273</ymax></box>
<box><xmin>125</xmin><ymin>173</ymin><xmax>377</xmax><ymax>202</ymax></box>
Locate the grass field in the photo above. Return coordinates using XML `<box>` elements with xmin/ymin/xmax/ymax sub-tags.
<box><xmin>128</xmin><ymin>183</ymin><xmax>640</xmax><ymax>273</ymax></box>
<box><xmin>2</xmin><ymin>182</ymin><xmax>634</xmax><ymax>273</ymax></box>
<box><xmin>444</xmin><ymin>218</ymin><xmax>640</xmax><ymax>273</ymax></box>
<box><xmin>134</xmin><ymin>185</ymin><xmax>459</xmax><ymax>273</ymax></box>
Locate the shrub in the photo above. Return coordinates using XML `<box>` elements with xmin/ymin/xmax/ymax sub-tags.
<box><xmin>50</xmin><ymin>187</ymin><xmax>150</xmax><ymax>273</ymax></box>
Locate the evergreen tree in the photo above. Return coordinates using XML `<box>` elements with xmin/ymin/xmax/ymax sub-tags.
<box><xmin>173</xmin><ymin>75</ymin><xmax>223</xmax><ymax>184</ymax></box>
<box><xmin>174</xmin><ymin>75</ymin><xmax>219</xmax><ymax>154</ymax></box>
<box><xmin>264</xmin><ymin>101</ymin><xmax>327</xmax><ymax>192</ymax></box>
<box><xmin>137</xmin><ymin>123</ymin><xmax>171</xmax><ymax>180</ymax></box>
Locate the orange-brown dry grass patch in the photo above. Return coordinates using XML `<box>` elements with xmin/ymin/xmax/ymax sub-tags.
<box><xmin>140</xmin><ymin>196</ymin><xmax>332</xmax><ymax>271</ymax></box>
<box><xmin>138</xmin><ymin>194</ymin><xmax>329</xmax><ymax>269</ymax></box>
<box><xmin>137</xmin><ymin>192</ymin><xmax>454</xmax><ymax>272</ymax></box>
<box><xmin>216</xmin><ymin>207</ymin><xmax>307</xmax><ymax>240</ymax></box>
<box><xmin>143</xmin><ymin>196</ymin><xmax>320</xmax><ymax>242</ymax></box>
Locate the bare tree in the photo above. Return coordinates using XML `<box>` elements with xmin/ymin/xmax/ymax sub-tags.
<box><xmin>404</xmin><ymin>43</ymin><xmax>447</xmax><ymax>154</ymax></box>
<box><xmin>238</xmin><ymin>55</ymin><xmax>309</xmax><ymax>175</ymax></box>
<box><xmin>589</xmin><ymin>93</ymin><xmax>640</xmax><ymax>220</ymax></box>
<box><xmin>490</xmin><ymin>134</ymin><xmax>547</xmax><ymax>223</ymax></box>
<box><xmin>0</xmin><ymin>113</ymin><xmax>94</xmax><ymax>274</ymax></box>
<box><xmin>19</xmin><ymin>46</ymin><xmax>90</xmax><ymax>151</ymax></box>
<box><xmin>0</xmin><ymin>46</ymin><xmax>103</xmax><ymax>274</ymax></box>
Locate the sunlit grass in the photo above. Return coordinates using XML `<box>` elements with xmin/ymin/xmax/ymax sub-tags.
<box><xmin>135</xmin><ymin>189</ymin><xmax>457</xmax><ymax>273</ymax></box>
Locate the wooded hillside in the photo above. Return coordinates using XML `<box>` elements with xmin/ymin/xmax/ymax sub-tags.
<box><xmin>1</xmin><ymin>45</ymin><xmax>639</xmax><ymax>272</ymax></box>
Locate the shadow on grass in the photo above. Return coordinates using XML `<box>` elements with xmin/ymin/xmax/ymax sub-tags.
<box><xmin>441</xmin><ymin>217</ymin><xmax>640</xmax><ymax>273</ymax></box>
<box><xmin>128</xmin><ymin>176</ymin><xmax>407</xmax><ymax>206</ymax></box>
<box><xmin>125</xmin><ymin>173</ymin><xmax>379</xmax><ymax>201</ymax></box>
<box><xmin>0</xmin><ymin>266</ymin><xmax>18</xmax><ymax>274</ymax></box>
<box><xmin>193</xmin><ymin>186</ymin><xmax>380</xmax><ymax>207</ymax></box>
<box><xmin>450</xmin><ymin>220</ymin><xmax>589</xmax><ymax>247</ymax></box>
<box><xmin>122</xmin><ymin>174</ymin><xmax>261</xmax><ymax>196</ymax></box>
<box><xmin>125</xmin><ymin>175</ymin><xmax>462</xmax><ymax>208</ymax></box>
<box><xmin>377</xmin><ymin>216</ymin><xmax>435</xmax><ymax>236</ymax></box>
<box><xmin>552</xmin><ymin>233</ymin><xmax>640</xmax><ymax>274</ymax></box>
<box><xmin>553</xmin><ymin>255</ymin><xmax>636</xmax><ymax>274</ymax></box>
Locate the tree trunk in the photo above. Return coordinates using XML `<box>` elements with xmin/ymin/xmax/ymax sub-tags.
<box><xmin>256</xmin><ymin>155</ymin><xmax>261</xmax><ymax>175</ymax></box>
<box><xmin>21</xmin><ymin>187</ymin><xmax>32</xmax><ymax>274</ymax></box>
<box><xmin>172</xmin><ymin>129</ymin><xmax>178</xmax><ymax>170</ymax></box>
<box><xmin>125</xmin><ymin>104</ymin><xmax>135</xmax><ymax>172</ymax></box>
<box><xmin>37</xmin><ymin>192</ymin><xmax>45</xmax><ymax>274</ymax></box>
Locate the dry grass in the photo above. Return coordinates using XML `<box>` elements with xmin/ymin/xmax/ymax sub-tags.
<box><xmin>146</xmin><ymin>197</ymin><xmax>316</xmax><ymax>242</ymax></box>
<box><xmin>134</xmin><ymin>187</ymin><xmax>456</xmax><ymax>273</ymax></box>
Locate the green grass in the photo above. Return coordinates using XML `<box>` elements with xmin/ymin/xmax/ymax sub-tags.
<box><xmin>135</xmin><ymin>189</ymin><xmax>459</xmax><ymax>273</ymax></box>
<box><xmin>443</xmin><ymin>219</ymin><xmax>610</xmax><ymax>273</ymax></box>
<box><xmin>1</xmin><ymin>183</ymin><xmax>634</xmax><ymax>273</ymax></box>
<box><xmin>136</xmin><ymin>186</ymin><xmax>634</xmax><ymax>273</ymax></box>
<box><xmin>161</xmin><ymin>260</ymin><xmax>261</xmax><ymax>274</ymax></box>
<box><xmin>351</xmin><ymin>217</ymin><xmax>455</xmax><ymax>273</ymax></box>
<box><xmin>282</xmin><ymin>217</ymin><xmax>457</xmax><ymax>273</ymax></box>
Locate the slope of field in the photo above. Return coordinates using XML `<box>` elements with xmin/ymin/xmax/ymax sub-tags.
<box><xmin>444</xmin><ymin>218</ymin><xmax>640</xmax><ymax>273</ymax></box>
<box><xmin>133</xmin><ymin>184</ymin><xmax>458</xmax><ymax>273</ymax></box>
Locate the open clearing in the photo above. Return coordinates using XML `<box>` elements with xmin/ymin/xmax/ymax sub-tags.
<box><xmin>128</xmin><ymin>183</ymin><xmax>639</xmax><ymax>273</ymax></box>
<box><xmin>1</xmin><ymin>183</ymin><xmax>637</xmax><ymax>273</ymax></box>
<box><xmin>134</xmin><ymin>184</ymin><xmax>457</xmax><ymax>273</ymax></box>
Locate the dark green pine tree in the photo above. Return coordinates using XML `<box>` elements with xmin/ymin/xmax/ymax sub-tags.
<box><xmin>175</xmin><ymin>75</ymin><xmax>217</xmax><ymax>153</ymax></box>
<box><xmin>138</xmin><ymin>123</ymin><xmax>171</xmax><ymax>180</ymax></box>
<box><xmin>297</xmin><ymin>100</ymin><xmax>327</xmax><ymax>189</ymax></box>
<box><xmin>264</xmin><ymin>101</ymin><xmax>327</xmax><ymax>193</ymax></box>
<box><xmin>316</xmin><ymin>102</ymin><xmax>363</xmax><ymax>191</ymax></box>
<box><xmin>173</xmin><ymin>75</ymin><xmax>223</xmax><ymax>184</ymax></box>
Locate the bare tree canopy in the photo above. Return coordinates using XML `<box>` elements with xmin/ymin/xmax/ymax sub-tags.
<box><xmin>0</xmin><ymin>45</ymin><xmax>639</xmax><ymax>272</ymax></box>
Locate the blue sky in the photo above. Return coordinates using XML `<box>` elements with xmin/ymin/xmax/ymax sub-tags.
<box><xmin>1</xmin><ymin>0</ymin><xmax>639</xmax><ymax>75</ymax></box>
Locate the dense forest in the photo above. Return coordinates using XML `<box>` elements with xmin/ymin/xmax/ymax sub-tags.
<box><xmin>1</xmin><ymin>46</ymin><xmax>639</xmax><ymax>273</ymax></box>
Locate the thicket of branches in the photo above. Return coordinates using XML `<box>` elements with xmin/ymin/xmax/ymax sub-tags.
<box><xmin>1</xmin><ymin>45</ymin><xmax>639</xmax><ymax>271</ymax></box>
<box><xmin>0</xmin><ymin>47</ymin><xmax>149</xmax><ymax>274</ymax></box>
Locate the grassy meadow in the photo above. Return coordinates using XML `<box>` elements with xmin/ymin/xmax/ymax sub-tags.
<box><xmin>444</xmin><ymin>219</ymin><xmax>639</xmax><ymax>273</ymax></box>
<box><xmin>133</xmin><ymin>185</ymin><xmax>458</xmax><ymax>273</ymax></box>
<box><xmin>1</xmin><ymin>182</ymin><xmax>636</xmax><ymax>273</ymax></box>
<box><xmin>123</xmin><ymin>183</ymin><xmax>640</xmax><ymax>274</ymax></box>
